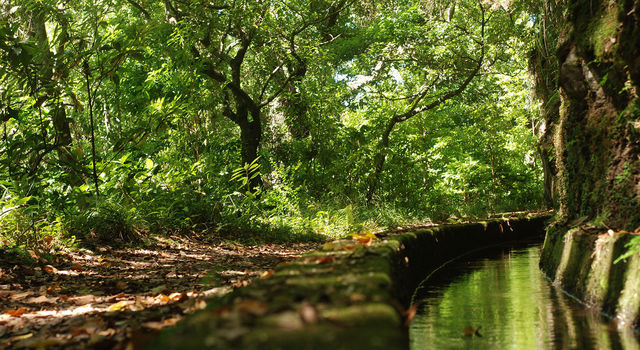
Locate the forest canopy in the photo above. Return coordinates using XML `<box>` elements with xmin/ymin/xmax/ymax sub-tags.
<box><xmin>0</xmin><ymin>0</ymin><xmax>544</xmax><ymax>247</ymax></box>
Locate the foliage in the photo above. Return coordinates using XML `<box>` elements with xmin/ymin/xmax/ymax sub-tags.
<box><xmin>66</xmin><ymin>201</ymin><xmax>138</xmax><ymax>245</ymax></box>
<box><xmin>0</xmin><ymin>0</ymin><xmax>545</xmax><ymax>249</ymax></box>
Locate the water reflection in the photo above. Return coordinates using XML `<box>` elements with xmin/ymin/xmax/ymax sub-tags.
<box><xmin>409</xmin><ymin>244</ymin><xmax>640</xmax><ymax>350</ymax></box>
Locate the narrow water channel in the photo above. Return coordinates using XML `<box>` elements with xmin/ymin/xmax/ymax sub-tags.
<box><xmin>409</xmin><ymin>242</ymin><xmax>640</xmax><ymax>350</ymax></box>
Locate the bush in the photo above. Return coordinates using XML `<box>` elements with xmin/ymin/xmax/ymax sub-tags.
<box><xmin>68</xmin><ymin>201</ymin><xmax>139</xmax><ymax>246</ymax></box>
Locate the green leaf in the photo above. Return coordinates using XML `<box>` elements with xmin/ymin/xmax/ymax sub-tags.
<box><xmin>119</xmin><ymin>153</ymin><xmax>131</xmax><ymax>164</ymax></box>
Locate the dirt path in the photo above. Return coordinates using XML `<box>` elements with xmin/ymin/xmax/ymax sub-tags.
<box><xmin>0</xmin><ymin>237</ymin><xmax>319</xmax><ymax>349</ymax></box>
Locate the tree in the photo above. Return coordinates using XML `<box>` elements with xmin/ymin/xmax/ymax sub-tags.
<box><xmin>1</xmin><ymin>1</ymin><xmax>83</xmax><ymax>185</ymax></box>
<box><xmin>336</xmin><ymin>0</ymin><xmax>530</xmax><ymax>202</ymax></box>
<box><xmin>160</xmin><ymin>0</ymin><xmax>354</xmax><ymax>189</ymax></box>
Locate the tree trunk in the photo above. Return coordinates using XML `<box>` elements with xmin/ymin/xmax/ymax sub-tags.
<box><xmin>31</xmin><ymin>7</ymin><xmax>83</xmax><ymax>186</ymax></box>
<box><xmin>233</xmin><ymin>106</ymin><xmax>263</xmax><ymax>191</ymax></box>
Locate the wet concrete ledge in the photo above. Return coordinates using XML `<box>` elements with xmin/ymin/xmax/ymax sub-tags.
<box><xmin>540</xmin><ymin>223</ymin><xmax>640</xmax><ymax>328</ymax></box>
<box><xmin>147</xmin><ymin>214</ymin><xmax>550</xmax><ymax>350</ymax></box>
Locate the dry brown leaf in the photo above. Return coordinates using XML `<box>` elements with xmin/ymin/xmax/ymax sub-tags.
<box><xmin>71</xmin><ymin>327</ymin><xmax>90</xmax><ymax>336</ymax></box>
<box><xmin>404</xmin><ymin>304</ymin><xmax>419</xmax><ymax>326</ymax></box>
<box><xmin>6</xmin><ymin>307</ymin><xmax>29</xmax><ymax>316</ymax></box>
<box><xmin>27</xmin><ymin>250</ymin><xmax>39</xmax><ymax>259</ymax></box>
<box><xmin>356</xmin><ymin>237</ymin><xmax>372</xmax><ymax>245</ymax></box>
<box><xmin>43</xmin><ymin>236</ymin><xmax>54</xmax><ymax>244</ymax></box>
<box><xmin>169</xmin><ymin>292</ymin><xmax>184</xmax><ymax>302</ymax></box>
<box><xmin>43</xmin><ymin>265</ymin><xmax>58</xmax><ymax>274</ymax></box>
<box><xmin>155</xmin><ymin>294</ymin><xmax>171</xmax><ymax>303</ymax></box>
<box><xmin>315</xmin><ymin>256</ymin><xmax>335</xmax><ymax>264</ymax></box>
<box><xmin>232</xmin><ymin>280</ymin><xmax>249</xmax><ymax>288</ymax></box>
<box><xmin>72</xmin><ymin>295</ymin><xmax>94</xmax><ymax>305</ymax></box>
<box><xmin>463</xmin><ymin>326</ymin><xmax>476</xmax><ymax>337</ymax></box>
<box><xmin>27</xmin><ymin>295</ymin><xmax>57</xmax><ymax>304</ymax></box>
<box><xmin>10</xmin><ymin>291</ymin><xmax>31</xmax><ymax>301</ymax></box>
<box><xmin>70</xmin><ymin>263</ymin><xmax>84</xmax><ymax>272</ymax></box>
<box><xmin>142</xmin><ymin>317</ymin><xmax>180</xmax><ymax>330</ymax></box>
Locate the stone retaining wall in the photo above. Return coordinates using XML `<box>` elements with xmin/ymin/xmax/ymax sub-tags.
<box><xmin>147</xmin><ymin>215</ymin><xmax>549</xmax><ymax>350</ymax></box>
<box><xmin>540</xmin><ymin>223</ymin><xmax>640</xmax><ymax>327</ymax></box>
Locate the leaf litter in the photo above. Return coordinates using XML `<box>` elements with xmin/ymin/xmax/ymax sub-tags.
<box><xmin>0</xmin><ymin>236</ymin><xmax>318</xmax><ymax>349</ymax></box>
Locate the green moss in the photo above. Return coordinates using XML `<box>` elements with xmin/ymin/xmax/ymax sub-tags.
<box><xmin>321</xmin><ymin>303</ymin><xmax>401</xmax><ymax>326</ymax></box>
<box><xmin>589</xmin><ymin>2</ymin><xmax>619</xmax><ymax>58</ymax></box>
<box><xmin>617</xmin><ymin>253</ymin><xmax>640</xmax><ymax>325</ymax></box>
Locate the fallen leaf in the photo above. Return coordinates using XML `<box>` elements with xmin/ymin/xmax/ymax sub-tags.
<box><xmin>27</xmin><ymin>250</ymin><xmax>38</xmax><ymax>259</ymax></box>
<box><xmin>404</xmin><ymin>304</ymin><xmax>419</xmax><ymax>326</ymax></box>
<box><xmin>232</xmin><ymin>280</ymin><xmax>249</xmax><ymax>288</ymax></box>
<box><xmin>107</xmin><ymin>292</ymin><xmax>126</xmax><ymax>302</ymax></box>
<box><xmin>155</xmin><ymin>294</ymin><xmax>171</xmax><ymax>303</ymax></box>
<box><xmin>260</xmin><ymin>270</ymin><xmax>274</xmax><ymax>279</ymax></box>
<box><xmin>108</xmin><ymin>301</ymin><xmax>129</xmax><ymax>311</ymax></box>
<box><xmin>10</xmin><ymin>333</ymin><xmax>33</xmax><ymax>342</ymax></box>
<box><xmin>6</xmin><ymin>307</ymin><xmax>29</xmax><ymax>316</ymax></box>
<box><xmin>463</xmin><ymin>326</ymin><xmax>474</xmax><ymax>337</ymax></box>
<box><xmin>169</xmin><ymin>292</ymin><xmax>184</xmax><ymax>302</ymax></box>
<box><xmin>10</xmin><ymin>291</ymin><xmax>31</xmax><ymax>301</ymax></box>
<box><xmin>70</xmin><ymin>263</ymin><xmax>84</xmax><ymax>272</ymax></box>
<box><xmin>27</xmin><ymin>295</ymin><xmax>57</xmax><ymax>304</ymax></box>
<box><xmin>142</xmin><ymin>317</ymin><xmax>180</xmax><ymax>330</ymax></box>
<box><xmin>43</xmin><ymin>265</ymin><xmax>58</xmax><ymax>274</ymax></box>
<box><xmin>315</xmin><ymin>256</ymin><xmax>335</xmax><ymax>264</ymax></box>
<box><xmin>356</xmin><ymin>236</ymin><xmax>372</xmax><ymax>245</ymax></box>
<box><xmin>463</xmin><ymin>325</ymin><xmax>482</xmax><ymax>337</ymax></box>
<box><xmin>43</xmin><ymin>236</ymin><xmax>54</xmax><ymax>244</ymax></box>
<box><xmin>72</xmin><ymin>295</ymin><xmax>94</xmax><ymax>305</ymax></box>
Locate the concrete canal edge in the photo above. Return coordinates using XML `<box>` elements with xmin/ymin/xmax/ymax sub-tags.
<box><xmin>540</xmin><ymin>222</ymin><xmax>640</xmax><ymax>328</ymax></box>
<box><xmin>147</xmin><ymin>214</ymin><xmax>550</xmax><ymax>350</ymax></box>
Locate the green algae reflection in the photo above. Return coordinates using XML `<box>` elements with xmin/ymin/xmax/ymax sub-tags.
<box><xmin>409</xmin><ymin>244</ymin><xmax>640</xmax><ymax>350</ymax></box>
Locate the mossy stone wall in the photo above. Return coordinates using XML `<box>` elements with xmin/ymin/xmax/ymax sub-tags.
<box><xmin>541</xmin><ymin>224</ymin><xmax>640</xmax><ymax>326</ymax></box>
<box><xmin>542</xmin><ymin>0</ymin><xmax>640</xmax><ymax>229</ymax></box>
<box><xmin>147</xmin><ymin>215</ymin><xmax>549</xmax><ymax>349</ymax></box>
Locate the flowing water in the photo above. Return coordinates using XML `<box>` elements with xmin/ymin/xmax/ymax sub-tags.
<box><xmin>409</xmin><ymin>242</ymin><xmax>640</xmax><ymax>350</ymax></box>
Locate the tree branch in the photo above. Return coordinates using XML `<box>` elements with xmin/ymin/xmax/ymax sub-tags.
<box><xmin>126</xmin><ymin>0</ymin><xmax>151</xmax><ymax>19</ymax></box>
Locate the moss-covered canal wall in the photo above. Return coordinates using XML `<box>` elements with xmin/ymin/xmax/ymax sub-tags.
<box><xmin>540</xmin><ymin>223</ymin><xmax>640</xmax><ymax>327</ymax></box>
<box><xmin>148</xmin><ymin>215</ymin><xmax>549</xmax><ymax>350</ymax></box>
